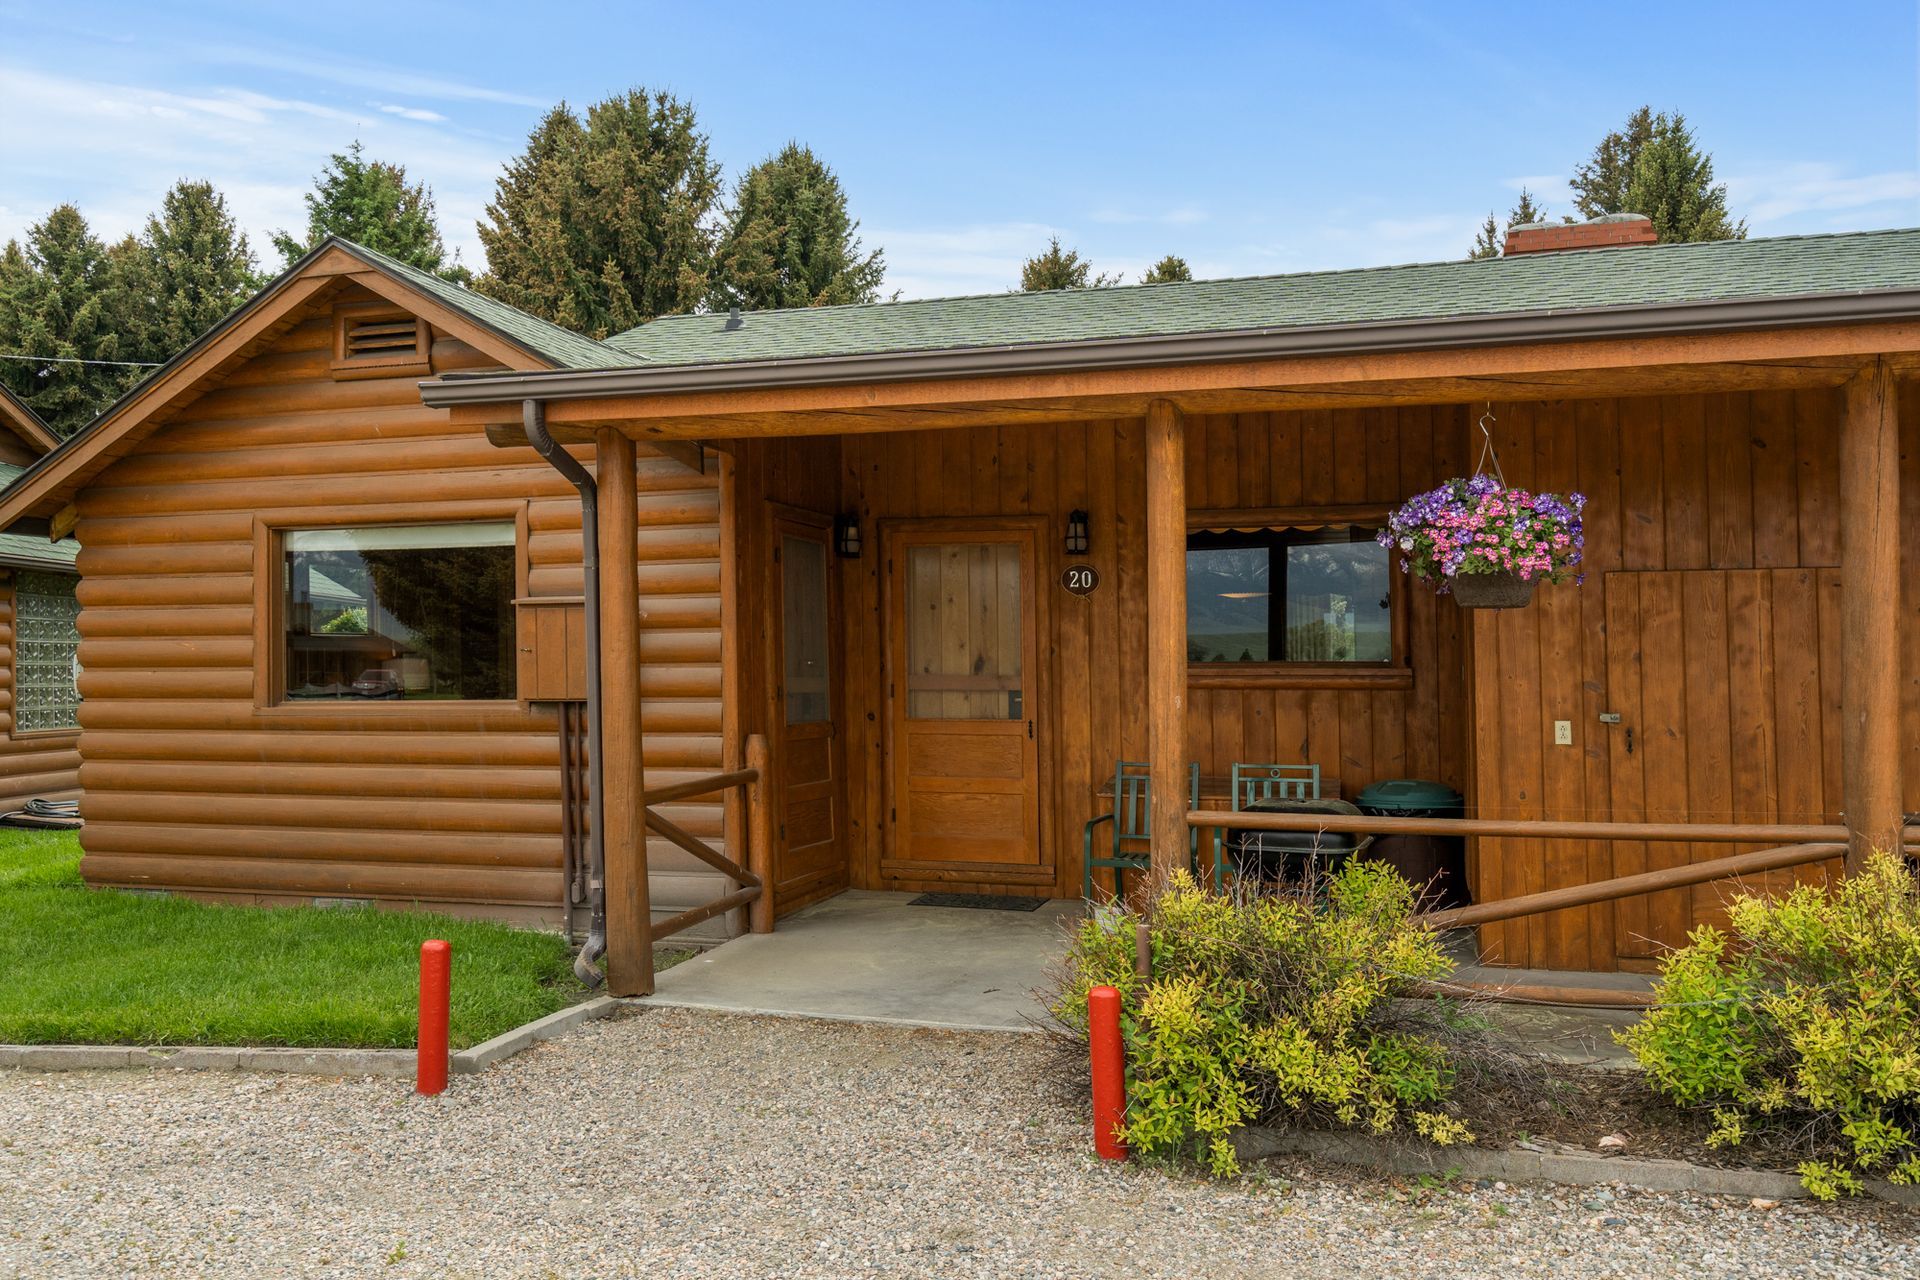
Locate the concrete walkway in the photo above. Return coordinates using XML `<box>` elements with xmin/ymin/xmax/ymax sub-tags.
<box><xmin>644</xmin><ymin>890</ymin><xmax>1082</xmax><ymax>1032</ymax></box>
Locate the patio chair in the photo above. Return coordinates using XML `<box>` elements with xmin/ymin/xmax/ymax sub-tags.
<box><xmin>1208</xmin><ymin>762</ymin><xmax>1324</xmax><ymax>890</ymax></box>
<box><xmin>1082</xmin><ymin>760</ymin><xmax>1201</xmax><ymax>902</ymax></box>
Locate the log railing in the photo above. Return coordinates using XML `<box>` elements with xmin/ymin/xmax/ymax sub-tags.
<box><xmin>640</xmin><ymin>733</ymin><xmax>774</xmax><ymax>955</ymax></box>
<box><xmin>1184</xmin><ymin>808</ymin><xmax>1918</xmax><ymax>933</ymax></box>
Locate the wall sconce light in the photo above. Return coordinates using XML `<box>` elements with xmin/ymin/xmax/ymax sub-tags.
<box><xmin>834</xmin><ymin>513</ymin><xmax>862</xmax><ymax>558</ymax></box>
<box><xmin>1065</xmin><ymin>509</ymin><xmax>1090</xmax><ymax>556</ymax></box>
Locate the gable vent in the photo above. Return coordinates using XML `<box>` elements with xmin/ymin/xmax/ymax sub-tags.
<box><xmin>331</xmin><ymin>301</ymin><xmax>431</xmax><ymax>380</ymax></box>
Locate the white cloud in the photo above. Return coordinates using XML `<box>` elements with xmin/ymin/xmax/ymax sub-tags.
<box><xmin>0</xmin><ymin>63</ymin><xmax>510</xmax><ymax>267</ymax></box>
<box><xmin>377</xmin><ymin>103</ymin><xmax>449</xmax><ymax>124</ymax></box>
<box><xmin>191</xmin><ymin>42</ymin><xmax>547</xmax><ymax>109</ymax></box>
<box><xmin>871</xmin><ymin>221</ymin><xmax>1065</xmax><ymax>298</ymax></box>
<box><xmin>1726</xmin><ymin>162</ymin><xmax>1920</xmax><ymax>227</ymax></box>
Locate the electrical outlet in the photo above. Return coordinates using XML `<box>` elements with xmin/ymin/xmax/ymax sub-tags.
<box><xmin>1553</xmin><ymin>720</ymin><xmax>1573</xmax><ymax>746</ymax></box>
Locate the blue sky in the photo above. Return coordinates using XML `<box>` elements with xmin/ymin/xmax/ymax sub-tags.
<box><xmin>2</xmin><ymin>1</ymin><xmax>1915</xmax><ymax>299</ymax></box>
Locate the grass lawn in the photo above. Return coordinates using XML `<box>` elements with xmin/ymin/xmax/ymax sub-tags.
<box><xmin>0</xmin><ymin>829</ymin><xmax>591</xmax><ymax>1049</ymax></box>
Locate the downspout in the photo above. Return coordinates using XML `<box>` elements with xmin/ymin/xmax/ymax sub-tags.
<box><xmin>523</xmin><ymin>399</ymin><xmax>608</xmax><ymax>988</ymax></box>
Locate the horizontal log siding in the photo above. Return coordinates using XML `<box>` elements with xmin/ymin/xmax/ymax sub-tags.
<box><xmin>70</xmin><ymin>285</ymin><xmax>732</xmax><ymax>930</ymax></box>
<box><xmin>0</xmin><ymin>570</ymin><xmax>83</xmax><ymax>811</ymax></box>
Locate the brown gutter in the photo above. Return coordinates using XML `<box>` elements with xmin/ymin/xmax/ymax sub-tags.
<box><xmin>419</xmin><ymin>286</ymin><xmax>1920</xmax><ymax>409</ymax></box>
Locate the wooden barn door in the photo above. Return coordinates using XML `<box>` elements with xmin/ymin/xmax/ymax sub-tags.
<box><xmin>1602</xmin><ymin>568</ymin><xmax>1842</xmax><ymax>962</ymax></box>
<box><xmin>882</xmin><ymin>519</ymin><xmax>1048</xmax><ymax>883</ymax></box>
<box><xmin>770</xmin><ymin>511</ymin><xmax>845</xmax><ymax>913</ymax></box>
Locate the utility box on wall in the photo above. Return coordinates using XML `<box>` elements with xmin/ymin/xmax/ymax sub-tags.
<box><xmin>515</xmin><ymin>597</ymin><xmax>588</xmax><ymax>702</ymax></box>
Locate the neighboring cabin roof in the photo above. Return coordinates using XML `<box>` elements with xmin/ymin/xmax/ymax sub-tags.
<box><xmin>0</xmin><ymin>385</ymin><xmax>61</xmax><ymax>455</ymax></box>
<box><xmin>603</xmin><ymin>227</ymin><xmax>1920</xmax><ymax>368</ymax></box>
<box><xmin>0</xmin><ymin>463</ymin><xmax>78</xmax><ymax>572</ymax></box>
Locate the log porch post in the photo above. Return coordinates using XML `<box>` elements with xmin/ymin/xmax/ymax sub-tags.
<box><xmin>1145</xmin><ymin>399</ymin><xmax>1189</xmax><ymax>890</ymax></box>
<box><xmin>1839</xmin><ymin>357</ymin><xmax>1901</xmax><ymax>871</ymax></box>
<box><xmin>597</xmin><ymin>429</ymin><xmax>656</xmax><ymax>995</ymax></box>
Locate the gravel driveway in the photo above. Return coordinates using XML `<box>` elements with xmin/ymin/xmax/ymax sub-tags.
<box><xmin>2</xmin><ymin>1006</ymin><xmax>1915</xmax><ymax>1279</ymax></box>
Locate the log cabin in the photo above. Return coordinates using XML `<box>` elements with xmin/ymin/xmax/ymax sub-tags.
<box><xmin>0</xmin><ymin>218</ymin><xmax>1915</xmax><ymax>990</ymax></box>
<box><xmin>0</xmin><ymin>385</ymin><xmax>81</xmax><ymax>812</ymax></box>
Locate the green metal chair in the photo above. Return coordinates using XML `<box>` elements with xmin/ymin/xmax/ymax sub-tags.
<box><xmin>1209</xmin><ymin>763</ymin><xmax>1324</xmax><ymax>889</ymax></box>
<box><xmin>1082</xmin><ymin>760</ymin><xmax>1201</xmax><ymax>902</ymax></box>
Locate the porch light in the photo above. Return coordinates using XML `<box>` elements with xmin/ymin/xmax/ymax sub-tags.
<box><xmin>834</xmin><ymin>513</ymin><xmax>863</xmax><ymax>558</ymax></box>
<box><xmin>1065</xmin><ymin>509</ymin><xmax>1090</xmax><ymax>556</ymax></box>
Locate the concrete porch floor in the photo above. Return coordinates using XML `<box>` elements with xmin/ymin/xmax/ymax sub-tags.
<box><xmin>641</xmin><ymin>890</ymin><xmax>1083</xmax><ymax>1032</ymax></box>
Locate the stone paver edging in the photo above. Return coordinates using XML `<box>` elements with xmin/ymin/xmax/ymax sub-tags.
<box><xmin>1234</xmin><ymin>1127</ymin><xmax>1920</xmax><ymax>1207</ymax></box>
<box><xmin>0</xmin><ymin>996</ymin><xmax>621</xmax><ymax>1079</ymax></box>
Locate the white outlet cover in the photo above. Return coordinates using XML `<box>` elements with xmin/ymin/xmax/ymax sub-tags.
<box><xmin>1553</xmin><ymin>720</ymin><xmax>1573</xmax><ymax>745</ymax></box>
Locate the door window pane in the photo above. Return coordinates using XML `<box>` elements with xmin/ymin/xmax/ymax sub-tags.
<box><xmin>283</xmin><ymin>522</ymin><xmax>516</xmax><ymax>701</ymax></box>
<box><xmin>781</xmin><ymin>533</ymin><xmax>831</xmax><ymax>724</ymax></box>
<box><xmin>1186</xmin><ymin>526</ymin><xmax>1391</xmax><ymax>664</ymax></box>
<box><xmin>905</xmin><ymin>542</ymin><xmax>1022</xmax><ymax>720</ymax></box>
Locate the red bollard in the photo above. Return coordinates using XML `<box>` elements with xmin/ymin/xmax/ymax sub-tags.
<box><xmin>1088</xmin><ymin>984</ymin><xmax>1128</xmax><ymax>1160</ymax></box>
<box><xmin>417</xmin><ymin>939</ymin><xmax>451</xmax><ymax>1096</ymax></box>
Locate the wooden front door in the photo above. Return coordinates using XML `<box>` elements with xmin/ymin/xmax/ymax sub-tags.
<box><xmin>1602</xmin><ymin>568</ymin><xmax>1843</xmax><ymax>962</ymax></box>
<box><xmin>883</xmin><ymin>519</ymin><xmax>1048</xmax><ymax>884</ymax></box>
<box><xmin>770</xmin><ymin>511</ymin><xmax>844</xmax><ymax>912</ymax></box>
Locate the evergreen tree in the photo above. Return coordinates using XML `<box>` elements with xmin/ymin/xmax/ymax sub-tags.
<box><xmin>0</xmin><ymin>205</ymin><xmax>149</xmax><ymax>435</ymax></box>
<box><xmin>1571</xmin><ymin>108</ymin><xmax>1744</xmax><ymax>242</ymax></box>
<box><xmin>1623</xmin><ymin>114</ymin><xmax>1745</xmax><ymax>242</ymax></box>
<box><xmin>1140</xmin><ymin>254</ymin><xmax>1192</xmax><ymax>284</ymax></box>
<box><xmin>135</xmin><ymin>180</ymin><xmax>262</xmax><ymax>355</ymax></box>
<box><xmin>272</xmin><ymin>141</ymin><xmax>468</xmax><ymax>280</ymax></box>
<box><xmin>1018</xmin><ymin>237</ymin><xmax>1118</xmax><ymax>291</ymax></box>
<box><xmin>1466</xmin><ymin>188</ymin><xmax>1551</xmax><ymax>259</ymax></box>
<box><xmin>476</xmin><ymin>90</ymin><xmax>722</xmax><ymax>337</ymax></box>
<box><xmin>708</xmin><ymin>143</ymin><xmax>885</xmax><ymax>311</ymax></box>
<box><xmin>1570</xmin><ymin>106</ymin><xmax>1657</xmax><ymax>221</ymax></box>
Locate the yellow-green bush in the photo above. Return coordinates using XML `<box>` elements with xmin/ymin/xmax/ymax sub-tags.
<box><xmin>1620</xmin><ymin>853</ymin><xmax>1920</xmax><ymax>1198</ymax></box>
<box><xmin>1052</xmin><ymin>865</ymin><xmax>1471</xmax><ymax>1175</ymax></box>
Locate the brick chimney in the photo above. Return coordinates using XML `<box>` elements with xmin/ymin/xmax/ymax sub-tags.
<box><xmin>1503</xmin><ymin>213</ymin><xmax>1656</xmax><ymax>256</ymax></box>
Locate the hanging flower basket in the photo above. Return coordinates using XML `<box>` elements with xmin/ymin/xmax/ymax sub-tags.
<box><xmin>1378</xmin><ymin>474</ymin><xmax>1585</xmax><ymax>610</ymax></box>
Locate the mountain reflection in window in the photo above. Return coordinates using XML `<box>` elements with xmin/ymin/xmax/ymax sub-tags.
<box><xmin>283</xmin><ymin>522</ymin><xmax>517</xmax><ymax>701</ymax></box>
<box><xmin>1186</xmin><ymin>526</ymin><xmax>1392</xmax><ymax>664</ymax></box>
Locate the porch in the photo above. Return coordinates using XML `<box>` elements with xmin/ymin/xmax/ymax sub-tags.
<box><xmin>422</xmin><ymin>288</ymin><xmax>1914</xmax><ymax>998</ymax></box>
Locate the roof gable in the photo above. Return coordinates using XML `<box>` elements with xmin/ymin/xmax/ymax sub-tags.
<box><xmin>0</xmin><ymin>385</ymin><xmax>60</xmax><ymax>457</ymax></box>
<box><xmin>0</xmin><ymin>237</ymin><xmax>619</xmax><ymax>527</ymax></box>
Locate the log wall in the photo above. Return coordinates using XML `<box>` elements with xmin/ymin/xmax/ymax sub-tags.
<box><xmin>70</xmin><ymin>282</ymin><xmax>734</xmax><ymax>932</ymax></box>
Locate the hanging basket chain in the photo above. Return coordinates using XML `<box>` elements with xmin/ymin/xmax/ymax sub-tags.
<box><xmin>1473</xmin><ymin>401</ymin><xmax>1507</xmax><ymax>489</ymax></box>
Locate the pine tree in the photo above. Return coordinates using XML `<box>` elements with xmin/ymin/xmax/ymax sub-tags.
<box><xmin>1571</xmin><ymin>106</ymin><xmax>1657</xmax><ymax>221</ymax></box>
<box><xmin>0</xmin><ymin>206</ymin><xmax>149</xmax><ymax>435</ymax></box>
<box><xmin>708</xmin><ymin>143</ymin><xmax>885</xmax><ymax>311</ymax></box>
<box><xmin>1018</xmin><ymin>237</ymin><xmax>1118</xmax><ymax>291</ymax></box>
<box><xmin>476</xmin><ymin>90</ymin><xmax>722</xmax><ymax>337</ymax></box>
<box><xmin>1466</xmin><ymin>188</ymin><xmax>1551</xmax><ymax>259</ymax></box>
<box><xmin>136</xmin><ymin>180</ymin><xmax>262</xmax><ymax>356</ymax></box>
<box><xmin>1140</xmin><ymin>254</ymin><xmax>1192</xmax><ymax>284</ymax></box>
<box><xmin>1571</xmin><ymin>108</ymin><xmax>1744</xmax><ymax>242</ymax></box>
<box><xmin>272</xmin><ymin>141</ymin><xmax>468</xmax><ymax>279</ymax></box>
<box><xmin>1623</xmin><ymin>114</ymin><xmax>1745</xmax><ymax>242</ymax></box>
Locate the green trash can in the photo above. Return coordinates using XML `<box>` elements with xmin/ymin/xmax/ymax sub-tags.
<box><xmin>1356</xmin><ymin>779</ymin><xmax>1467</xmax><ymax>907</ymax></box>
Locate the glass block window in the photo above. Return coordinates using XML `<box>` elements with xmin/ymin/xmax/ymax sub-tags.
<box><xmin>13</xmin><ymin>570</ymin><xmax>80</xmax><ymax>733</ymax></box>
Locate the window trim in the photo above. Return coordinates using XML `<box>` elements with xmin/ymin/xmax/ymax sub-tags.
<box><xmin>252</xmin><ymin>505</ymin><xmax>531</xmax><ymax>714</ymax></box>
<box><xmin>1184</xmin><ymin>503</ymin><xmax>1410</xmax><ymax>691</ymax></box>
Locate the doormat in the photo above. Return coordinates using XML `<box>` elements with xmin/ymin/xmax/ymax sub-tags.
<box><xmin>908</xmin><ymin>892</ymin><xmax>1046</xmax><ymax>912</ymax></box>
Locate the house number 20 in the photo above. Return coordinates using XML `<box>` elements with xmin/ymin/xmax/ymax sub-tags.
<box><xmin>1061</xmin><ymin>565</ymin><xmax>1100</xmax><ymax>596</ymax></box>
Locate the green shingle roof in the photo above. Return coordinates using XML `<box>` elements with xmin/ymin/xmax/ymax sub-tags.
<box><xmin>342</xmin><ymin>242</ymin><xmax>648</xmax><ymax>371</ymax></box>
<box><xmin>605</xmin><ymin>227</ymin><xmax>1920</xmax><ymax>367</ymax></box>
<box><xmin>0</xmin><ymin>463</ymin><xmax>77</xmax><ymax>570</ymax></box>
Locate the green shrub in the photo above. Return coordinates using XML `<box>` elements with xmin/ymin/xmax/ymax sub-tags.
<box><xmin>1051</xmin><ymin>865</ymin><xmax>1471</xmax><ymax>1176</ymax></box>
<box><xmin>1620</xmin><ymin>852</ymin><xmax>1920</xmax><ymax>1198</ymax></box>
